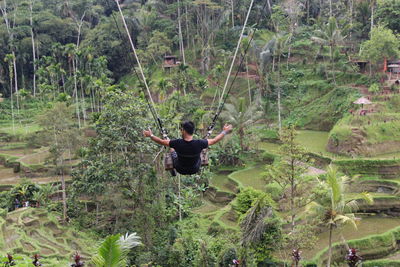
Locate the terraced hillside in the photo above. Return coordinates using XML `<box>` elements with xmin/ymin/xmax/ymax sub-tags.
<box><xmin>195</xmin><ymin>129</ymin><xmax>400</xmax><ymax>265</ymax></box>
<box><xmin>328</xmin><ymin>80</ymin><xmax>400</xmax><ymax>157</ymax></box>
<box><xmin>0</xmin><ymin>141</ymin><xmax>72</xmax><ymax>191</ymax></box>
<box><xmin>0</xmin><ymin>207</ymin><xmax>96</xmax><ymax>265</ymax></box>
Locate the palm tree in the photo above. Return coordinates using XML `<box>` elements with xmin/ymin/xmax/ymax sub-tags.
<box><xmin>259</xmin><ymin>33</ymin><xmax>288</xmax><ymax>131</ymax></box>
<box><xmin>64</xmin><ymin>43</ymin><xmax>81</xmax><ymax>128</ymax></box>
<box><xmin>240</xmin><ymin>195</ymin><xmax>282</xmax><ymax>265</ymax></box>
<box><xmin>18</xmin><ymin>184</ymin><xmax>30</xmax><ymax>203</ymax></box>
<box><xmin>4</xmin><ymin>54</ymin><xmax>16</xmax><ymax>134</ymax></box>
<box><xmin>272</xmin><ymin>33</ymin><xmax>288</xmax><ymax>131</ymax></box>
<box><xmin>222</xmin><ymin>97</ymin><xmax>263</xmax><ymax>151</ymax></box>
<box><xmin>39</xmin><ymin>183</ymin><xmax>57</xmax><ymax>206</ymax></box>
<box><xmin>311</xmin><ymin>17</ymin><xmax>345</xmax><ymax>84</ymax></box>
<box><xmin>177</xmin><ymin>63</ymin><xmax>189</xmax><ymax>96</ymax></box>
<box><xmin>32</xmin><ymin>191</ymin><xmax>44</xmax><ymax>207</ymax></box>
<box><xmin>91</xmin><ymin>233</ymin><xmax>141</xmax><ymax>267</ymax></box>
<box><xmin>158</xmin><ymin>78</ymin><xmax>173</xmax><ymax>102</ymax></box>
<box><xmin>306</xmin><ymin>166</ymin><xmax>373</xmax><ymax>267</ymax></box>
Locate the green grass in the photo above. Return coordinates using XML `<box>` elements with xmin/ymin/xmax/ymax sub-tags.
<box><xmin>257</xmin><ymin>142</ymin><xmax>280</xmax><ymax>154</ymax></box>
<box><xmin>285</xmin><ymin>86</ymin><xmax>360</xmax><ymax>130</ymax></box>
<box><xmin>0</xmin><ymin>142</ymin><xmax>27</xmax><ymax>150</ymax></box>
<box><xmin>18</xmin><ymin>149</ymin><xmax>50</xmax><ymax>165</ymax></box>
<box><xmin>0</xmin><ymin>123</ymin><xmax>41</xmax><ymax>137</ymax></box>
<box><xmin>229</xmin><ymin>165</ymin><xmax>266</xmax><ymax>191</ymax></box>
<box><xmin>193</xmin><ymin>199</ymin><xmax>225</xmax><ymax>214</ymax></box>
<box><xmin>327</xmin><ymin>90</ymin><xmax>400</xmax><ymax>156</ymax></box>
<box><xmin>304</xmin><ymin>216</ymin><xmax>400</xmax><ymax>260</ymax></box>
<box><xmin>0</xmin><ymin>207</ymin><xmax>97</xmax><ymax>264</ymax></box>
<box><xmin>296</xmin><ymin>130</ymin><xmax>329</xmax><ymax>153</ymax></box>
<box><xmin>210</xmin><ymin>173</ymin><xmax>235</xmax><ymax>193</ymax></box>
<box><xmin>363</xmin><ymin>259</ymin><xmax>400</xmax><ymax>267</ymax></box>
<box><xmin>259</xmin><ymin>129</ymin><xmax>348</xmax><ymax>159</ymax></box>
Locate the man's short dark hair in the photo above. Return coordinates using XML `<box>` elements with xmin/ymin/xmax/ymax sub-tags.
<box><xmin>181</xmin><ymin>121</ymin><xmax>195</xmax><ymax>135</ymax></box>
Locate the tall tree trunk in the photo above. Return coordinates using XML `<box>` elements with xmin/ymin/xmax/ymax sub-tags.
<box><xmin>12</xmin><ymin>52</ymin><xmax>19</xmax><ymax>109</ymax></box>
<box><xmin>349</xmin><ymin>0</ymin><xmax>353</xmax><ymax>39</ymax></box>
<box><xmin>96</xmin><ymin>201</ymin><xmax>99</xmax><ymax>225</ymax></box>
<box><xmin>231</xmin><ymin>0</ymin><xmax>234</xmax><ymax>27</ymax></box>
<box><xmin>330</xmin><ymin>45</ymin><xmax>336</xmax><ymax>84</ymax></box>
<box><xmin>178</xmin><ymin>175</ymin><xmax>182</xmax><ymax>221</ymax></box>
<box><xmin>266</xmin><ymin>0</ymin><xmax>271</xmax><ymax>13</ymax></box>
<box><xmin>53</xmin><ymin>126</ymin><xmax>67</xmax><ymax>223</ymax></box>
<box><xmin>277</xmin><ymin>56</ymin><xmax>282</xmax><ymax>132</ymax></box>
<box><xmin>80</xmin><ymin>80</ymin><xmax>87</xmax><ymax>126</ymax></box>
<box><xmin>370</xmin><ymin>1</ymin><xmax>374</xmax><ymax>31</ymax></box>
<box><xmin>327</xmin><ymin>224</ymin><xmax>333</xmax><ymax>267</ymax></box>
<box><xmin>61</xmin><ymin>163</ymin><xmax>67</xmax><ymax>223</ymax></box>
<box><xmin>29</xmin><ymin>0</ymin><xmax>37</xmax><ymax>97</ymax></box>
<box><xmin>246</xmin><ymin>56</ymin><xmax>251</xmax><ymax>104</ymax></box>
<box><xmin>286</xmin><ymin>30</ymin><xmax>294</xmax><ymax>70</ymax></box>
<box><xmin>8</xmin><ymin>63</ymin><xmax>15</xmax><ymax>135</ymax></box>
<box><xmin>185</xmin><ymin>4</ymin><xmax>190</xmax><ymax>51</ymax></box>
<box><xmin>291</xmin><ymin>163</ymin><xmax>295</xmax><ymax>230</ymax></box>
<box><xmin>240</xmin><ymin>130</ymin><xmax>244</xmax><ymax>151</ymax></box>
<box><xmin>74</xmin><ymin>12</ymin><xmax>86</xmax><ymax>128</ymax></box>
<box><xmin>177</xmin><ymin>0</ymin><xmax>186</xmax><ymax>65</ymax></box>
<box><xmin>72</xmin><ymin>56</ymin><xmax>81</xmax><ymax>129</ymax></box>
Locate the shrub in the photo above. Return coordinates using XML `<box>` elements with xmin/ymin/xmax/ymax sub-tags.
<box><xmin>334</xmin><ymin>158</ymin><xmax>400</xmax><ymax>176</ymax></box>
<box><xmin>363</xmin><ymin>259</ymin><xmax>400</xmax><ymax>267</ymax></box>
<box><xmin>264</xmin><ymin>184</ymin><xmax>282</xmax><ymax>200</ymax></box>
<box><xmin>218</xmin><ymin>247</ymin><xmax>237</xmax><ymax>267</ymax></box>
<box><xmin>233</xmin><ymin>187</ymin><xmax>274</xmax><ymax>215</ymax></box>
<box><xmin>368</xmin><ymin>83</ymin><xmax>380</xmax><ymax>94</ymax></box>
<box><xmin>313</xmin><ymin>226</ymin><xmax>400</xmax><ymax>265</ymax></box>
<box><xmin>259</xmin><ymin>151</ymin><xmax>276</xmax><ymax>164</ymax></box>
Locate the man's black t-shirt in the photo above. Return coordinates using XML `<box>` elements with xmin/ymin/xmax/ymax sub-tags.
<box><xmin>169</xmin><ymin>139</ymin><xmax>209</xmax><ymax>175</ymax></box>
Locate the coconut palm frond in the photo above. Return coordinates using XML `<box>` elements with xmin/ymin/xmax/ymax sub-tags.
<box><xmin>305</xmin><ymin>201</ymin><xmax>325</xmax><ymax>217</ymax></box>
<box><xmin>241</xmin><ymin>199</ymin><xmax>274</xmax><ymax>245</ymax></box>
<box><xmin>358</xmin><ymin>192</ymin><xmax>374</xmax><ymax>205</ymax></box>
<box><xmin>326</xmin><ymin>166</ymin><xmax>341</xmax><ymax>205</ymax></box>
<box><xmin>335</xmin><ymin>214</ymin><xmax>357</xmax><ymax>230</ymax></box>
<box><xmin>119</xmin><ymin>232</ymin><xmax>142</xmax><ymax>250</ymax></box>
<box><xmin>91</xmin><ymin>235</ymin><xmax>125</xmax><ymax>267</ymax></box>
<box><xmin>344</xmin><ymin>199</ymin><xmax>359</xmax><ymax>213</ymax></box>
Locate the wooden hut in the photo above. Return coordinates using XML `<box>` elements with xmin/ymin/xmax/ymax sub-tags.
<box><xmin>352</xmin><ymin>59</ymin><xmax>369</xmax><ymax>73</ymax></box>
<box><xmin>387</xmin><ymin>60</ymin><xmax>400</xmax><ymax>74</ymax></box>
<box><xmin>163</xmin><ymin>55</ymin><xmax>180</xmax><ymax>70</ymax></box>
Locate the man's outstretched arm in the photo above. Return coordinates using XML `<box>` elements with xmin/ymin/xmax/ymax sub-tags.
<box><xmin>207</xmin><ymin>124</ymin><xmax>233</xmax><ymax>146</ymax></box>
<box><xmin>143</xmin><ymin>129</ymin><xmax>170</xmax><ymax>146</ymax></box>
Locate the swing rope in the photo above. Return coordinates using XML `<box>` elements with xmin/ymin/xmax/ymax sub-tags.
<box><xmin>205</xmin><ymin>0</ymin><xmax>267</xmax><ymax>138</ymax></box>
<box><xmin>109</xmin><ymin>0</ymin><xmax>266</xmax><ymax>140</ymax></box>
<box><xmin>107</xmin><ymin>0</ymin><xmax>167</xmax><ymax>137</ymax></box>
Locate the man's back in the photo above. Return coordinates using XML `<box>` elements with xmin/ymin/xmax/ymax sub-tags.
<box><xmin>169</xmin><ymin>139</ymin><xmax>208</xmax><ymax>174</ymax></box>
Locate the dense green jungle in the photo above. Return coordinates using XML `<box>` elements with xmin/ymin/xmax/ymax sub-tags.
<box><xmin>0</xmin><ymin>0</ymin><xmax>400</xmax><ymax>266</ymax></box>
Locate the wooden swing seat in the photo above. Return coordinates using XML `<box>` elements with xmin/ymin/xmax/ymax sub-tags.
<box><xmin>164</xmin><ymin>149</ymin><xmax>209</xmax><ymax>171</ymax></box>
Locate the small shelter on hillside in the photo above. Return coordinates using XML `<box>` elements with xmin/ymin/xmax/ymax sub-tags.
<box><xmin>354</xmin><ymin>97</ymin><xmax>372</xmax><ymax>105</ymax></box>
<box><xmin>352</xmin><ymin>59</ymin><xmax>369</xmax><ymax>73</ymax></box>
<box><xmin>354</xmin><ymin>97</ymin><xmax>372</xmax><ymax>113</ymax></box>
<box><xmin>163</xmin><ymin>55</ymin><xmax>180</xmax><ymax>70</ymax></box>
<box><xmin>387</xmin><ymin>60</ymin><xmax>400</xmax><ymax>74</ymax></box>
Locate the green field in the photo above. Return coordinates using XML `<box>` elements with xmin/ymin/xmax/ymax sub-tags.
<box><xmin>0</xmin><ymin>123</ymin><xmax>41</xmax><ymax>137</ymax></box>
<box><xmin>0</xmin><ymin>207</ymin><xmax>97</xmax><ymax>265</ymax></box>
<box><xmin>229</xmin><ymin>165</ymin><xmax>266</xmax><ymax>190</ymax></box>
<box><xmin>303</xmin><ymin>216</ymin><xmax>400</xmax><ymax>260</ymax></box>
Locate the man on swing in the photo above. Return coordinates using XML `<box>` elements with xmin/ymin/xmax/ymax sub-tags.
<box><xmin>143</xmin><ymin>121</ymin><xmax>233</xmax><ymax>175</ymax></box>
